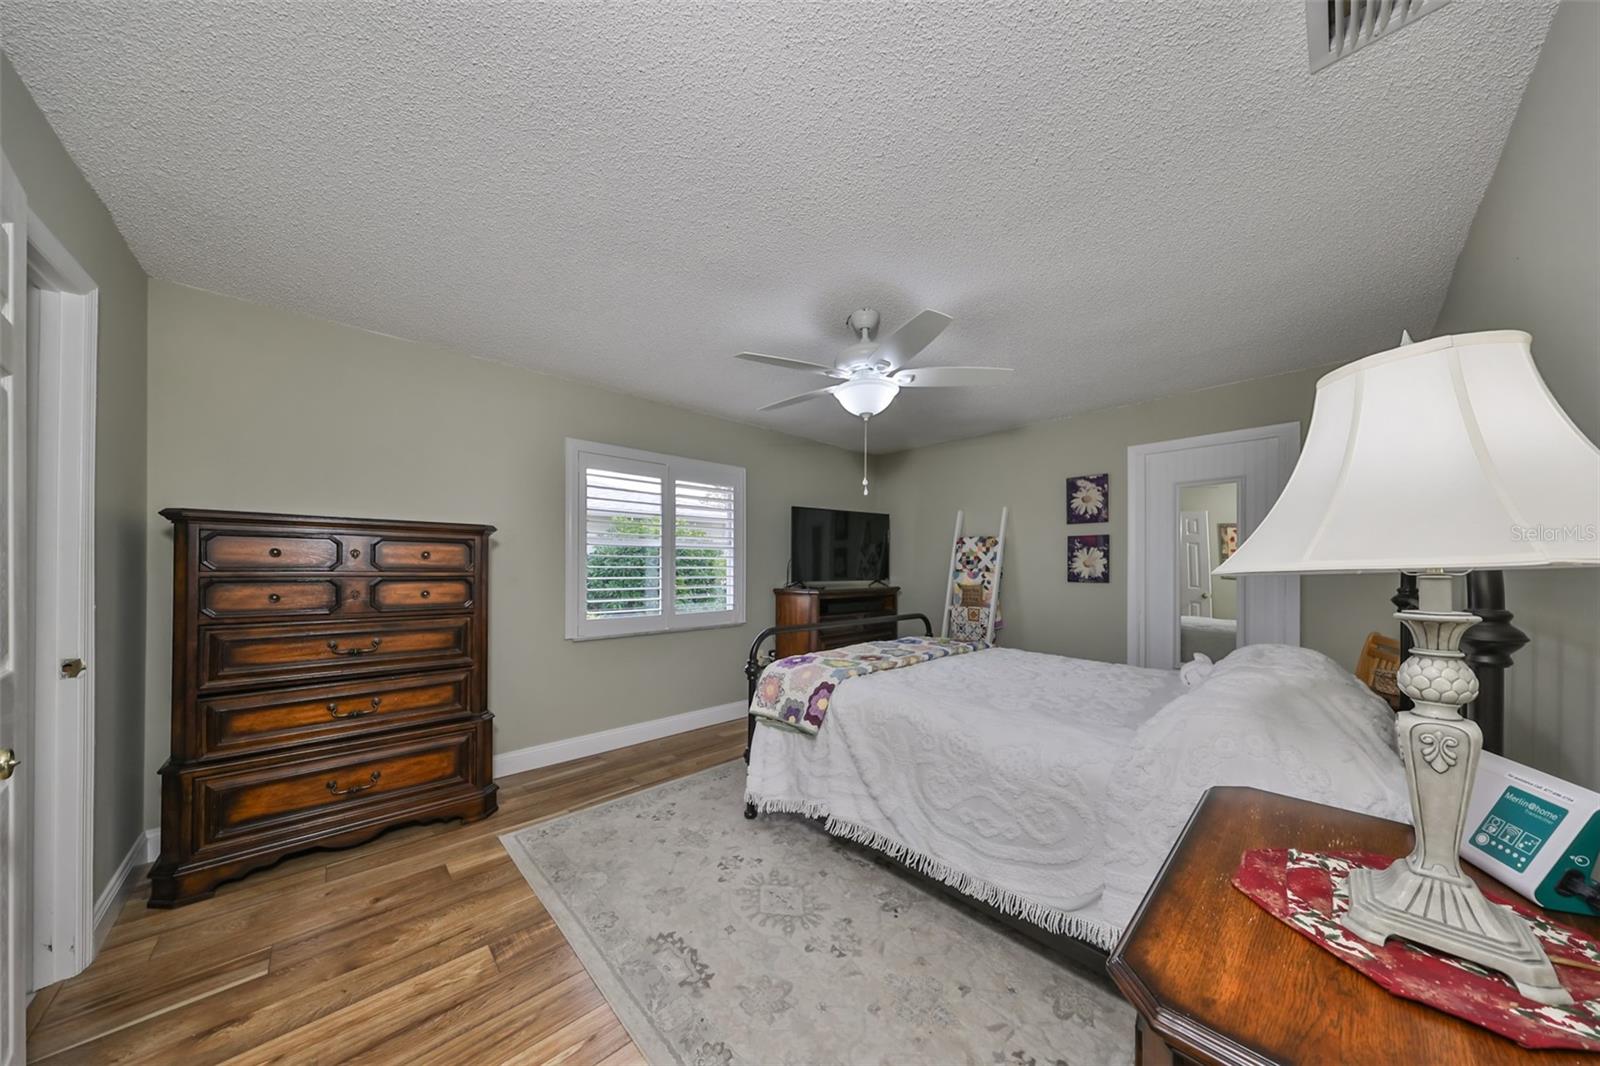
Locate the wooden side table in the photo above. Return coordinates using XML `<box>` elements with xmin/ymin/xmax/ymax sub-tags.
<box><xmin>1108</xmin><ymin>787</ymin><xmax>1600</xmax><ymax>1066</ymax></box>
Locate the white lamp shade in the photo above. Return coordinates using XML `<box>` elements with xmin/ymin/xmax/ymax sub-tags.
<box><xmin>1215</xmin><ymin>331</ymin><xmax>1600</xmax><ymax>576</ymax></box>
<box><xmin>834</xmin><ymin>378</ymin><xmax>900</xmax><ymax>417</ymax></box>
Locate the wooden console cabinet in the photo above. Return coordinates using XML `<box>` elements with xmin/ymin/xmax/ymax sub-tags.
<box><xmin>772</xmin><ymin>585</ymin><xmax>900</xmax><ymax>657</ymax></box>
<box><xmin>151</xmin><ymin>509</ymin><xmax>498</xmax><ymax>907</ymax></box>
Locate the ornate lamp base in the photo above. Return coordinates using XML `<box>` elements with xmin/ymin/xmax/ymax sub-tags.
<box><xmin>1343</xmin><ymin>833</ymin><xmax>1570</xmax><ymax>1005</ymax></box>
<box><xmin>1339</xmin><ymin>573</ymin><xmax>1571</xmax><ymax>1006</ymax></box>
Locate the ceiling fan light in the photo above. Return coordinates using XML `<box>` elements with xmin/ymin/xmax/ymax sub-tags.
<box><xmin>833</xmin><ymin>378</ymin><xmax>899</xmax><ymax>417</ymax></box>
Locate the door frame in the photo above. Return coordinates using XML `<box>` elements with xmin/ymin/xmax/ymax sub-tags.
<box><xmin>1126</xmin><ymin>423</ymin><xmax>1300</xmax><ymax>668</ymax></box>
<box><xmin>24</xmin><ymin>209</ymin><xmax>98</xmax><ymax>988</ymax></box>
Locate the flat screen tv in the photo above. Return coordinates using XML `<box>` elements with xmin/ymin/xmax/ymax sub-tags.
<box><xmin>790</xmin><ymin>506</ymin><xmax>890</xmax><ymax>584</ymax></box>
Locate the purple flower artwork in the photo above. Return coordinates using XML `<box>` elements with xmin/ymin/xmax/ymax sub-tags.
<box><xmin>1068</xmin><ymin>535</ymin><xmax>1111</xmax><ymax>583</ymax></box>
<box><xmin>1067</xmin><ymin>473</ymin><xmax>1109</xmax><ymax>524</ymax></box>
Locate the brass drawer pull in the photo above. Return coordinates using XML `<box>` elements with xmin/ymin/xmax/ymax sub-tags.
<box><xmin>268</xmin><ymin>593</ymin><xmax>281</xmax><ymax>603</ymax></box>
<box><xmin>421</xmin><ymin>550</ymin><xmax>431</xmax><ymax>560</ymax></box>
<box><xmin>326</xmin><ymin>695</ymin><xmax>381</xmax><ymax>719</ymax></box>
<box><xmin>350</xmin><ymin>548</ymin><xmax>361</xmax><ymax>559</ymax></box>
<box><xmin>326</xmin><ymin>637</ymin><xmax>382</xmax><ymax>656</ymax></box>
<box><xmin>269</xmin><ymin>547</ymin><xmax>282</xmax><ymax>557</ymax></box>
<box><xmin>326</xmin><ymin>770</ymin><xmax>381</xmax><ymax>796</ymax></box>
<box><xmin>420</xmin><ymin>589</ymin><xmax>431</xmax><ymax>599</ymax></box>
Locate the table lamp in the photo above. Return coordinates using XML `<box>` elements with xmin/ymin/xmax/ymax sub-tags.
<box><xmin>1214</xmin><ymin>331</ymin><xmax>1600</xmax><ymax>1005</ymax></box>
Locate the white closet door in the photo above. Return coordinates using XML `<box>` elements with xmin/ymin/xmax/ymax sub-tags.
<box><xmin>0</xmin><ymin>156</ymin><xmax>32</xmax><ymax>1066</ymax></box>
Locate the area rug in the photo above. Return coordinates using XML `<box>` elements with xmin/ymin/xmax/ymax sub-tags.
<box><xmin>500</xmin><ymin>760</ymin><xmax>1132</xmax><ymax>1066</ymax></box>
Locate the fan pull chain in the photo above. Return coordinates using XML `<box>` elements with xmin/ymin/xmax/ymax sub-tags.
<box><xmin>861</xmin><ymin>414</ymin><xmax>871</xmax><ymax>496</ymax></box>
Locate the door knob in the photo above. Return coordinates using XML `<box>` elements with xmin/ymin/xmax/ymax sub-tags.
<box><xmin>0</xmin><ymin>749</ymin><xmax>18</xmax><ymax>781</ymax></box>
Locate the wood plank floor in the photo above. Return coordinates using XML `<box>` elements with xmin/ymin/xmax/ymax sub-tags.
<box><xmin>26</xmin><ymin>720</ymin><xmax>748</xmax><ymax>1065</ymax></box>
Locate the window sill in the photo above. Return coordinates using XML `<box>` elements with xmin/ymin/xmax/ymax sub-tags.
<box><xmin>565</xmin><ymin>617</ymin><xmax>748</xmax><ymax>642</ymax></box>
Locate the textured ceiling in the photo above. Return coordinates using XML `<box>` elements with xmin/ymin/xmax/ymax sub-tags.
<box><xmin>3</xmin><ymin>1</ymin><xmax>1557</xmax><ymax>452</ymax></box>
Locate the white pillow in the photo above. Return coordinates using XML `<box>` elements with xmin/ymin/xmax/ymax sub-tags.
<box><xmin>1098</xmin><ymin>643</ymin><xmax>1409</xmax><ymax>932</ymax></box>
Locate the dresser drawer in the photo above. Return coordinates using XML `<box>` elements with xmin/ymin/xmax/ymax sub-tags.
<box><xmin>199</xmin><ymin>617</ymin><xmax>474</xmax><ymax>690</ymax></box>
<box><xmin>202</xmin><ymin>533</ymin><xmax>343</xmax><ymax>572</ymax></box>
<box><xmin>192</xmin><ymin>724</ymin><xmax>480</xmax><ymax>847</ymax></box>
<box><xmin>197</xmin><ymin>671</ymin><xmax>472</xmax><ymax>757</ymax></box>
<box><xmin>201</xmin><ymin>579</ymin><xmax>341</xmax><ymax>619</ymax></box>
<box><xmin>369</xmin><ymin>578</ymin><xmax>474</xmax><ymax>611</ymax></box>
<box><xmin>371</xmin><ymin>537</ymin><xmax>474</xmax><ymax>571</ymax></box>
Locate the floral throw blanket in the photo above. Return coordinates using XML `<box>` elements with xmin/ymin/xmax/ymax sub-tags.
<box><xmin>751</xmin><ymin>636</ymin><xmax>989</xmax><ymax>736</ymax></box>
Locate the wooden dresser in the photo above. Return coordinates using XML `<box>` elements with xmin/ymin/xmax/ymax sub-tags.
<box><xmin>151</xmin><ymin>509</ymin><xmax>497</xmax><ymax>907</ymax></box>
<box><xmin>771</xmin><ymin>585</ymin><xmax>899</xmax><ymax>658</ymax></box>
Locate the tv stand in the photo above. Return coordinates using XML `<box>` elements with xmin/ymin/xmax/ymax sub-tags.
<box><xmin>772</xmin><ymin>585</ymin><xmax>900</xmax><ymax>658</ymax></box>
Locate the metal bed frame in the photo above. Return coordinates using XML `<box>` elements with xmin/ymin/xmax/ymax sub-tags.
<box><xmin>739</xmin><ymin>611</ymin><xmax>1109</xmax><ymax>971</ymax></box>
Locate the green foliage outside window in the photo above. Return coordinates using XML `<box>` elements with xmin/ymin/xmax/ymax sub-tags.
<box><xmin>586</xmin><ymin>515</ymin><xmax>730</xmax><ymax>617</ymax></box>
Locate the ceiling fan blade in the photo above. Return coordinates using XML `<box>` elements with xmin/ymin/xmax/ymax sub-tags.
<box><xmin>893</xmin><ymin>366</ymin><xmax>1013</xmax><ymax>388</ymax></box>
<box><xmin>874</xmin><ymin>309</ymin><xmax>953</xmax><ymax>370</ymax></box>
<box><xmin>737</xmin><ymin>352</ymin><xmax>847</xmax><ymax>379</ymax></box>
<box><xmin>758</xmin><ymin>386</ymin><xmax>839</xmax><ymax>412</ymax></box>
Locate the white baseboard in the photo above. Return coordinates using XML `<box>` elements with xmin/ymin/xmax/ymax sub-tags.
<box><xmin>92</xmin><ymin>829</ymin><xmax>159</xmax><ymax>956</ymax></box>
<box><xmin>493</xmin><ymin>700</ymin><xmax>745</xmax><ymax>779</ymax></box>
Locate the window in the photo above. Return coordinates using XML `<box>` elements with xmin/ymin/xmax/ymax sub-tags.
<box><xmin>565</xmin><ymin>439</ymin><xmax>746</xmax><ymax>639</ymax></box>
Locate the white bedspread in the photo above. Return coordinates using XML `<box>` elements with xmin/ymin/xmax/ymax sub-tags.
<box><xmin>1098</xmin><ymin>643</ymin><xmax>1411</xmax><ymax>929</ymax></box>
<box><xmin>745</xmin><ymin>647</ymin><xmax>1184</xmax><ymax>948</ymax></box>
<box><xmin>745</xmin><ymin>643</ymin><xmax>1411</xmax><ymax>951</ymax></box>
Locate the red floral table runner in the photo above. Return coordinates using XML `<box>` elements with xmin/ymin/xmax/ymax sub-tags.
<box><xmin>1232</xmin><ymin>848</ymin><xmax>1600</xmax><ymax>1051</ymax></box>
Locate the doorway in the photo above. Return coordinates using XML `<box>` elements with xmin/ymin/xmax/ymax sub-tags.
<box><xmin>1126</xmin><ymin>423</ymin><xmax>1300</xmax><ymax>669</ymax></box>
<box><xmin>1177</xmin><ymin>479</ymin><xmax>1240</xmax><ymax>661</ymax></box>
<box><xmin>0</xmin><ymin>154</ymin><xmax>99</xmax><ymax>1065</ymax></box>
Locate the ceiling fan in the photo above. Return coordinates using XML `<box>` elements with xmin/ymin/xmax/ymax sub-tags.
<box><xmin>736</xmin><ymin>307</ymin><xmax>1013</xmax><ymax>494</ymax></box>
<box><xmin>736</xmin><ymin>307</ymin><xmax>1012</xmax><ymax>419</ymax></box>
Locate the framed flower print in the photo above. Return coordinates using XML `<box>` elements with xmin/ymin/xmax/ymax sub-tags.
<box><xmin>1068</xmin><ymin>534</ymin><xmax>1111</xmax><ymax>583</ymax></box>
<box><xmin>1067</xmin><ymin>473</ymin><xmax>1109</xmax><ymax>524</ymax></box>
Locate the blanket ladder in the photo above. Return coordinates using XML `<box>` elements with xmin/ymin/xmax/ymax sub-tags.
<box><xmin>941</xmin><ymin>507</ymin><xmax>1007</xmax><ymax>644</ymax></box>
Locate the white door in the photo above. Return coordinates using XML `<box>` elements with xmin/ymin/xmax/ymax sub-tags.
<box><xmin>1178</xmin><ymin>510</ymin><xmax>1213</xmax><ymax>618</ymax></box>
<box><xmin>0</xmin><ymin>157</ymin><xmax>31</xmax><ymax>1066</ymax></box>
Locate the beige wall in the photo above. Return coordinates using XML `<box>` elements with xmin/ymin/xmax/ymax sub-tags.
<box><xmin>1178</xmin><ymin>481</ymin><xmax>1238</xmax><ymax>620</ymax></box>
<box><xmin>142</xmin><ymin>280</ymin><xmax>863</xmax><ymax>821</ymax></box>
<box><xmin>1431</xmin><ymin>0</ymin><xmax>1599</xmax><ymax>787</ymax></box>
<box><xmin>1</xmin><ymin>54</ymin><xmax>150</xmax><ymax>893</ymax></box>
<box><xmin>877</xmin><ymin>366</ymin><xmax>1396</xmax><ymax>671</ymax></box>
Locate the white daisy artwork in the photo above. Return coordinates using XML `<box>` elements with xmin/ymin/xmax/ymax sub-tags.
<box><xmin>1068</xmin><ymin>535</ymin><xmax>1111</xmax><ymax>583</ymax></box>
<box><xmin>1066</xmin><ymin>473</ymin><xmax>1109</xmax><ymax>524</ymax></box>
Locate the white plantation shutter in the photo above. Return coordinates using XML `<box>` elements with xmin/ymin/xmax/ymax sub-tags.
<box><xmin>583</xmin><ymin>459</ymin><xmax>665</xmax><ymax>623</ymax></box>
<box><xmin>566</xmin><ymin>440</ymin><xmax>745</xmax><ymax>639</ymax></box>
<box><xmin>674</xmin><ymin>478</ymin><xmax>737</xmax><ymax>615</ymax></box>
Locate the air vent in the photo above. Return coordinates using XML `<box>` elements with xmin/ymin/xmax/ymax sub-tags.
<box><xmin>1307</xmin><ymin>0</ymin><xmax>1450</xmax><ymax>73</ymax></box>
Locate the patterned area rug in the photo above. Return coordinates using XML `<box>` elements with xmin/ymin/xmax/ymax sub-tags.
<box><xmin>501</xmin><ymin>761</ymin><xmax>1132</xmax><ymax>1065</ymax></box>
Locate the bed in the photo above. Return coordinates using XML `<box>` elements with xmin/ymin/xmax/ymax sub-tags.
<box><xmin>1179</xmin><ymin>613</ymin><xmax>1237</xmax><ymax>661</ymax></box>
<box><xmin>742</xmin><ymin>617</ymin><xmax>1410</xmax><ymax>957</ymax></box>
